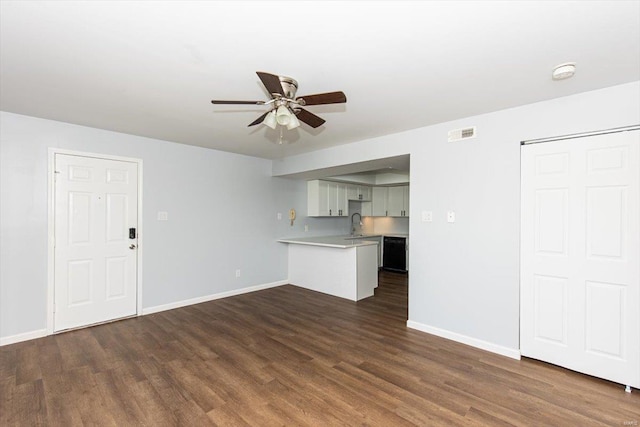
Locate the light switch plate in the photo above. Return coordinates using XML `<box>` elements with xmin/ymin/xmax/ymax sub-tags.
<box><xmin>157</xmin><ymin>211</ymin><xmax>168</xmax><ymax>221</ymax></box>
<box><xmin>422</xmin><ymin>211</ymin><xmax>433</xmax><ymax>222</ymax></box>
<box><xmin>447</xmin><ymin>211</ymin><xmax>456</xmax><ymax>223</ymax></box>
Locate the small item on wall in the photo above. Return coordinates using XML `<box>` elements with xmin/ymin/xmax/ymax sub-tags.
<box><xmin>289</xmin><ymin>208</ymin><xmax>296</xmax><ymax>226</ymax></box>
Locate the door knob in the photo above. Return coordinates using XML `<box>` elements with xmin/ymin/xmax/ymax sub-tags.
<box><xmin>129</xmin><ymin>244</ymin><xmax>137</xmax><ymax>250</ymax></box>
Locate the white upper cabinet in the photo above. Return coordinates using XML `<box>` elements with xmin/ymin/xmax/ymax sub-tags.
<box><xmin>347</xmin><ymin>184</ymin><xmax>358</xmax><ymax>201</ymax></box>
<box><xmin>335</xmin><ymin>182</ymin><xmax>348</xmax><ymax>216</ymax></box>
<box><xmin>359</xmin><ymin>186</ymin><xmax>371</xmax><ymax>201</ymax></box>
<box><xmin>308</xmin><ymin>180</ymin><xmax>348</xmax><ymax>217</ymax></box>
<box><xmin>387</xmin><ymin>185</ymin><xmax>409</xmax><ymax>217</ymax></box>
<box><xmin>347</xmin><ymin>184</ymin><xmax>371</xmax><ymax>201</ymax></box>
<box><xmin>308</xmin><ymin>180</ymin><xmax>330</xmax><ymax>216</ymax></box>
<box><xmin>387</xmin><ymin>186</ymin><xmax>404</xmax><ymax>216</ymax></box>
<box><xmin>372</xmin><ymin>187</ymin><xmax>388</xmax><ymax>216</ymax></box>
<box><xmin>371</xmin><ymin>185</ymin><xmax>409</xmax><ymax>217</ymax></box>
<box><xmin>403</xmin><ymin>185</ymin><xmax>409</xmax><ymax>215</ymax></box>
<box><xmin>309</xmin><ymin>181</ymin><xmax>407</xmax><ymax>217</ymax></box>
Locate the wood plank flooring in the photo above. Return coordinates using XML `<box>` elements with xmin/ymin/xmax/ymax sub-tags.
<box><xmin>1</xmin><ymin>271</ymin><xmax>639</xmax><ymax>426</ymax></box>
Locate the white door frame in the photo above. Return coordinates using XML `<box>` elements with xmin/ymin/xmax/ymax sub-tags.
<box><xmin>47</xmin><ymin>148</ymin><xmax>144</xmax><ymax>335</ymax></box>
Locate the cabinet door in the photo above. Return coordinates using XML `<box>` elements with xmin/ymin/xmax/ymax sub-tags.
<box><xmin>327</xmin><ymin>181</ymin><xmax>338</xmax><ymax>216</ymax></box>
<box><xmin>372</xmin><ymin>187</ymin><xmax>388</xmax><ymax>216</ymax></box>
<box><xmin>307</xmin><ymin>179</ymin><xmax>329</xmax><ymax>216</ymax></box>
<box><xmin>403</xmin><ymin>185</ymin><xmax>410</xmax><ymax>216</ymax></box>
<box><xmin>387</xmin><ymin>186</ymin><xmax>404</xmax><ymax>216</ymax></box>
<box><xmin>308</xmin><ymin>180</ymin><xmax>329</xmax><ymax>217</ymax></box>
<box><xmin>317</xmin><ymin>180</ymin><xmax>331</xmax><ymax>216</ymax></box>
<box><xmin>360</xmin><ymin>186</ymin><xmax>371</xmax><ymax>201</ymax></box>
<box><xmin>347</xmin><ymin>184</ymin><xmax>358</xmax><ymax>201</ymax></box>
<box><xmin>336</xmin><ymin>183</ymin><xmax>348</xmax><ymax>216</ymax></box>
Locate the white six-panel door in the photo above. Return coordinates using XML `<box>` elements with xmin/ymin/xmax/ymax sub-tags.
<box><xmin>54</xmin><ymin>154</ymin><xmax>138</xmax><ymax>332</ymax></box>
<box><xmin>521</xmin><ymin>130</ymin><xmax>639</xmax><ymax>388</ymax></box>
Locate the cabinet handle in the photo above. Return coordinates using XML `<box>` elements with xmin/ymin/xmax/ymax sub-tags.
<box><xmin>330</xmin><ymin>209</ymin><xmax>332</xmax><ymax>216</ymax></box>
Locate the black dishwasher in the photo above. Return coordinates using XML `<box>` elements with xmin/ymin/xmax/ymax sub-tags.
<box><xmin>383</xmin><ymin>236</ymin><xmax>406</xmax><ymax>272</ymax></box>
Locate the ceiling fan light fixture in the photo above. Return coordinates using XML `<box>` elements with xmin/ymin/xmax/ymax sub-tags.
<box><xmin>263</xmin><ymin>110</ymin><xmax>277</xmax><ymax>129</ymax></box>
<box><xmin>286</xmin><ymin>111</ymin><xmax>300</xmax><ymax>130</ymax></box>
<box><xmin>276</xmin><ymin>105</ymin><xmax>292</xmax><ymax>125</ymax></box>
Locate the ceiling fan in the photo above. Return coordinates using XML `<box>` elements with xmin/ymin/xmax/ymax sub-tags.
<box><xmin>211</xmin><ymin>71</ymin><xmax>347</xmax><ymax>130</ymax></box>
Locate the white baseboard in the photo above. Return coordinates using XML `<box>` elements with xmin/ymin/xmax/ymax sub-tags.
<box><xmin>406</xmin><ymin>320</ymin><xmax>521</xmax><ymax>360</ymax></box>
<box><xmin>141</xmin><ymin>279</ymin><xmax>288</xmax><ymax>315</ymax></box>
<box><xmin>0</xmin><ymin>328</ymin><xmax>48</xmax><ymax>347</ymax></box>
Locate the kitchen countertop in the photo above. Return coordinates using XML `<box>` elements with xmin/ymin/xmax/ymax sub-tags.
<box><xmin>277</xmin><ymin>235</ymin><xmax>380</xmax><ymax>249</ymax></box>
<box><xmin>348</xmin><ymin>233</ymin><xmax>409</xmax><ymax>239</ymax></box>
<box><xmin>277</xmin><ymin>234</ymin><xmax>409</xmax><ymax>248</ymax></box>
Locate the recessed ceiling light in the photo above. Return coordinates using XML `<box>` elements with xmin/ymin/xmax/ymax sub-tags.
<box><xmin>552</xmin><ymin>62</ymin><xmax>576</xmax><ymax>80</ymax></box>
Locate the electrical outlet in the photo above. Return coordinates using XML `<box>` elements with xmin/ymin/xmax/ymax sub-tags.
<box><xmin>157</xmin><ymin>211</ymin><xmax>168</xmax><ymax>221</ymax></box>
<box><xmin>421</xmin><ymin>211</ymin><xmax>433</xmax><ymax>222</ymax></box>
<box><xmin>235</xmin><ymin>269</ymin><xmax>241</xmax><ymax>278</ymax></box>
<box><xmin>304</xmin><ymin>225</ymin><xmax>309</xmax><ymax>232</ymax></box>
<box><xmin>277</xmin><ymin>212</ymin><xmax>282</xmax><ymax>220</ymax></box>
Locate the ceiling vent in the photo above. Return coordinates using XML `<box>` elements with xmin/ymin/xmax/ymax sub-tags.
<box><xmin>448</xmin><ymin>126</ymin><xmax>476</xmax><ymax>142</ymax></box>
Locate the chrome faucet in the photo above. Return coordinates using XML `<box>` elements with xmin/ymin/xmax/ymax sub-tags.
<box><xmin>351</xmin><ymin>212</ymin><xmax>362</xmax><ymax>236</ymax></box>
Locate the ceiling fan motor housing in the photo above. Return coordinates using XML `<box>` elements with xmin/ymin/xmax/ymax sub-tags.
<box><xmin>278</xmin><ymin>76</ymin><xmax>298</xmax><ymax>99</ymax></box>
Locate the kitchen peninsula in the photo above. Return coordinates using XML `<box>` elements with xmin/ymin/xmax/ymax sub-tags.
<box><xmin>277</xmin><ymin>236</ymin><xmax>378</xmax><ymax>301</ymax></box>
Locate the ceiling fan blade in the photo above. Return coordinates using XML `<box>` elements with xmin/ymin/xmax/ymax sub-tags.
<box><xmin>211</xmin><ymin>100</ymin><xmax>265</xmax><ymax>105</ymax></box>
<box><xmin>295</xmin><ymin>108</ymin><xmax>326</xmax><ymax>128</ymax></box>
<box><xmin>296</xmin><ymin>91</ymin><xmax>347</xmax><ymax>106</ymax></box>
<box><xmin>256</xmin><ymin>71</ymin><xmax>284</xmax><ymax>96</ymax></box>
<box><xmin>247</xmin><ymin>112</ymin><xmax>269</xmax><ymax>127</ymax></box>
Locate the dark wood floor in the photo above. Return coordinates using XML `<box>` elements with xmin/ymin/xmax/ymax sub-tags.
<box><xmin>1</xmin><ymin>271</ymin><xmax>639</xmax><ymax>426</ymax></box>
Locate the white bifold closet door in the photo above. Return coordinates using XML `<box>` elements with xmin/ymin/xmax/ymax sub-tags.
<box><xmin>520</xmin><ymin>130</ymin><xmax>639</xmax><ymax>389</ymax></box>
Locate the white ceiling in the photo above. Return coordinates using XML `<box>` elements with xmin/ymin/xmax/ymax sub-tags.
<box><xmin>1</xmin><ymin>1</ymin><xmax>639</xmax><ymax>160</ymax></box>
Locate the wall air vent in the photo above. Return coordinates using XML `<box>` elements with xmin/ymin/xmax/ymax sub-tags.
<box><xmin>448</xmin><ymin>126</ymin><xmax>476</xmax><ymax>142</ymax></box>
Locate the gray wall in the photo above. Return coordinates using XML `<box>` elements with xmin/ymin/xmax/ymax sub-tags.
<box><xmin>0</xmin><ymin>112</ymin><xmax>347</xmax><ymax>340</ymax></box>
<box><xmin>2</xmin><ymin>81</ymin><xmax>638</xmax><ymax>350</ymax></box>
<box><xmin>273</xmin><ymin>81</ymin><xmax>640</xmax><ymax>352</ymax></box>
